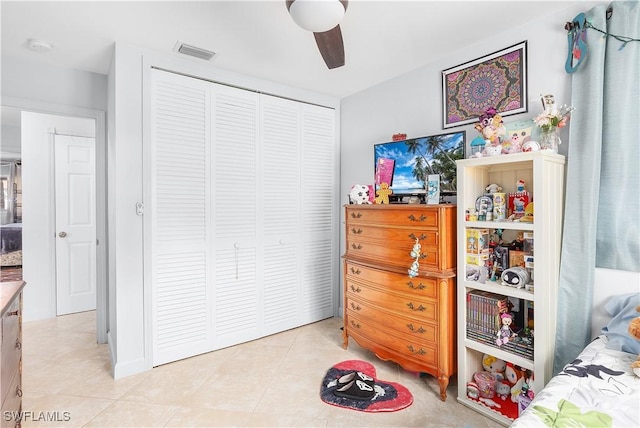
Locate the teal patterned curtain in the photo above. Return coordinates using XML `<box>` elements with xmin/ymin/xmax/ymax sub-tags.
<box><xmin>553</xmin><ymin>1</ymin><xmax>640</xmax><ymax>374</ymax></box>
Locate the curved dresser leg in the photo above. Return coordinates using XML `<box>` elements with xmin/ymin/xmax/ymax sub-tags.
<box><xmin>438</xmin><ymin>374</ymin><xmax>449</xmax><ymax>401</ymax></box>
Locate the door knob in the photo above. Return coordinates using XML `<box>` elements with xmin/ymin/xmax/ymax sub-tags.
<box><xmin>58</xmin><ymin>231</ymin><xmax>67</xmax><ymax>238</ymax></box>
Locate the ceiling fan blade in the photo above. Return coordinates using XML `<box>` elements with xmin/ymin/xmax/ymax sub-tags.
<box><xmin>314</xmin><ymin>25</ymin><xmax>345</xmax><ymax>69</ymax></box>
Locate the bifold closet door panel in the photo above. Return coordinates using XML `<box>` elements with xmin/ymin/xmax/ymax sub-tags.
<box><xmin>149</xmin><ymin>69</ymin><xmax>213</xmax><ymax>366</ymax></box>
<box><xmin>260</xmin><ymin>95</ymin><xmax>302</xmax><ymax>335</ymax></box>
<box><xmin>300</xmin><ymin>104</ymin><xmax>336</xmax><ymax>322</ymax></box>
<box><xmin>210</xmin><ymin>84</ymin><xmax>262</xmax><ymax>348</ymax></box>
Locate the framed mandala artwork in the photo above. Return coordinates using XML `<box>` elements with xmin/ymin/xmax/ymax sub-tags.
<box><xmin>442</xmin><ymin>41</ymin><xmax>528</xmax><ymax>129</ymax></box>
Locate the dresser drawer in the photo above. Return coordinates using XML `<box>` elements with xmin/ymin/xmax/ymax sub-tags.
<box><xmin>346</xmin><ymin>311</ymin><xmax>438</xmax><ymax>367</ymax></box>
<box><xmin>346</xmin><ymin>279</ymin><xmax>437</xmax><ymax>322</ymax></box>
<box><xmin>346</xmin><ymin>207</ymin><xmax>439</xmax><ymax>228</ymax></box>
<box><xmin>345</xmin><ymin>224</ymin><xmax>439</xmax><ymax>247</ymax></box>
<box><xmin>346</xmin><ymin>237</ymin><xmax>440</xmax><ymax>270</ymax></box>
<box><xmin>0</xmin><ymin>364</ymin><xmax>21</xmax><ymax>427</ymax></box>
<box><xmin>345</xmin><ymin>261</ymin><xmax>437</xmax><ymax>299</ymax></box>
<box><xmin>1</xmin><ymin>298</ymin><xmax>21</xmax><ymax>402</ymax></box>
<box><xmin>346</xmin><ymin>296</ymin><xmax>437</xmax><ymax>342</ymax></box>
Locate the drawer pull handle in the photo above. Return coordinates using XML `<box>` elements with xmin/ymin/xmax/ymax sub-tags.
<box><xmin>407</xmin><ymin>345</ymin><xmax>427</xmax><ymax>355</ymax></box>
<box><xmin>350</xmin><ymin>320</ymin><xmax>361</xmax><ymax>329</ymax></box>
<box><xmin>15</xmin><ymin>339</ymin><xmax>21</xmax><ymax>350</ymax></box>
<box><xmin>350</xmin><ymin>302</ymin><xmax>361</xmax><ymax>311</ymax></box>
<box><xmin>351</xmin><ymin>243</ymin><xmax>362</xmax><ymax>250</ymax></box>
<box><xmin>15</xmin><ymin>386</ymin><xmax>22</xmax><ymax>398</ymax></box>
<box><xmin>406</xmin><ymin>302</ymin><xmax>426</xmax><ymax>312</ymax></box>
<box><xmin>350</xmin><ymin>285</ymin><xmax>361</xmax><ymax>293</ymax></box>
<box><xmin>350</xmin><ymin>267</ymin><xmax>361</xmax><ymax>275</ymax></box>
<box><xmin>407</xmin><ymin>281</ymin><xmax>426</xmax><ymax>290</ymax></box>
<box><xmin>408</xmin><ymin>233</ymin><xmax>427</xmax><ymax>240</ymax></box>
<box><xmin>408</xmin><ymin>214</ymin><xmax>427</xmax><ymax>222</ymax></box>
<box><xmin>407</xmin><ymin>324</ymin><xmax>426</xmax><ymax>334</ymax></box>
<box><xmin>350</xmin><ymin>212</ymin><xmax>362</xmax><ymax>219</ymax></box>
<box><xmin>351</xmin><ymin>228</ymin><xmax>363</xmax><ymax>234</ymax></box>
<box><xmin>7</xmin><ymin>310</ymin><xmax>19</xmax><ymax>317</ymax></box>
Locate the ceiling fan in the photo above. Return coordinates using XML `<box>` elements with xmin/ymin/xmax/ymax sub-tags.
<box><xmin>286</xmin><ymin>0</ymin><xmax>348</xmax><ymax>69</ymax></box>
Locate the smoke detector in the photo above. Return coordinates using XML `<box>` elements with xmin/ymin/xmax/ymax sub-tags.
<box><xmin>27</xmin><ymin>39</ymin><xmax>53</xmax><ymax>52</ymax></box>
<box><xmin>173</xmin><ymin>41</ymin><xmax>216</xmax><ymax>61</ymax></box>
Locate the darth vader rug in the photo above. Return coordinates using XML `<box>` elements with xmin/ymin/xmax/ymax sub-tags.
<box><xmin>320</xmin><ymin>360</ymin><xmax>413</xmax><ymax>412</ymax></box>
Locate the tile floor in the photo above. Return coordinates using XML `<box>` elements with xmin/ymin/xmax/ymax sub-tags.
<box><xmin>22</xmin><ymin>311</ymin><xmax>496</xmax><ymax>427</ymax></box>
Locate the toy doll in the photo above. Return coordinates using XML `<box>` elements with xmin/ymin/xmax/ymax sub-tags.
<box><xmin>496</xmin><ymin>313</ymin><xmax>517</xmax><ymax>346</ymax></box>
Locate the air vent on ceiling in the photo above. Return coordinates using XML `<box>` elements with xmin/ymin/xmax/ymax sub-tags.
<box><xmin>173</xmin><ymin>41</ymin><xmax>216</xmax><ymax>61</ymax></box>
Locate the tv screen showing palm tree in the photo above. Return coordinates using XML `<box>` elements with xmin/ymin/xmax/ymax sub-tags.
<box><xmin>374</xmin><ymin>131</ymin><xmax>465</xmax><ymax>195</ymax></box>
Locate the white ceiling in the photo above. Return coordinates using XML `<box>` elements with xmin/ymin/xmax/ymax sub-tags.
<box><xmin>1</xmin><ymin>0</ymin><xmax>589</xmax><ymax>101</ymax></box>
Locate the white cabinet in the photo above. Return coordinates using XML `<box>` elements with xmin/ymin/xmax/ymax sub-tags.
<box><xmin>148</xmin><ymin>69</ymin><xmax>337</xmax><ymax>366</ymax></box>
<box><xmin>455</xmin><ymin>152</ymin><xmax>565</xmax><ymax>425</ymax></box>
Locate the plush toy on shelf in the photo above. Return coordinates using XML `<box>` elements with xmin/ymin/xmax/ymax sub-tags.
<box><xmin>505</xmin><ymin>363</ymin><xmax>526</xmax><ymax>403</ymax></box>
<box><xmin>482</xmin><ymin>354</ymin><xmax>506</xmax><ymax>382</ymax></box>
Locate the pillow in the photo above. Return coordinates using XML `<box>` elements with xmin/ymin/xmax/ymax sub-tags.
<box><xmin>601</xmin><ymin>292</ymin><xmax>640</xmax><ymax>354</ymax></box>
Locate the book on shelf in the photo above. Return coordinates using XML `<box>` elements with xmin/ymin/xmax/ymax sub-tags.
<box><xmin>466</xmin><ymin>290</ymin><xmax>510</xmax><ymax>334</ymax></box>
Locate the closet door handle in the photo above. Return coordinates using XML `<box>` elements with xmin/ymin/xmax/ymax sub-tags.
<box><xmin>58</xmin><ymin>231</ymin><xmax>67</xmax><ymax>238</ymax></box>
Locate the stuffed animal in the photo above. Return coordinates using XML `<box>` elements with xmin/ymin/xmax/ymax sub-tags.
<box><xmin>482</xmin><ymin>354</ymin><xmax>506</xmax><ymax>382</ymax></box>
<box><xmin>375</xmin><ymin>182</ymin><xmax>393</xmax><ymax>204</ymax></box>
<box><xmin>349</xmin><ymin>184</ymin><xmax>372</xmax><ymax>204</ymax></box>
<box><xmin>496</xmin><ymin>382</ymin><xmax>511</xmax><ymax>400</ymax></box>
<box><xmin>629</xmin><ymin>305</ymin><xmax>640</xmax><ymax>376</ymax></box>
<box><xmin>505</xmin><ymin>363</ymin><xmax>526</xmax><ymax>403</ymax></box>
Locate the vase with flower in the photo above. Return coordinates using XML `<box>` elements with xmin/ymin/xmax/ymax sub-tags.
<box><xmin>534</xmin><ymin>95</ymin><xmax>575</xmax><ymax>153</ymax></box>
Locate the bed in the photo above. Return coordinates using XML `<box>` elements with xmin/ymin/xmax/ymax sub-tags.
<box><xmin>0</xmin><ymin>223</ymin><xmax>22</xmax><ymax>267</ymax></box>
<box><xmin>511</xmin><ymin>268</ymin><xmax>640</xmax><ymax>427</ymax></box>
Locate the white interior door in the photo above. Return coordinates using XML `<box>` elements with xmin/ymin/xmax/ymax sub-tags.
<box><xmin>55</xmin><ymin>134</ymin><xmax>97</xmax><ymax>315</ymax></box>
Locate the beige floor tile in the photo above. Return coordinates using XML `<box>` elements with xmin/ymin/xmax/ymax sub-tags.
<box><xmin>21</xmin><ymin>394</ymin><xmax>113</xmax><ymax>427</ymax></box>
<box><xmin>22</xmin><ymin>312</ymin><xmax>496</xmax><ymax>427</ymax></box>
<box><xmin>84</xmin><ymin>400</ymin><xmax>181</xmax><ymax>427</ymax></box>
<box><xmin>165</xmin><ymin>406</ymin><xmax>254</xmax><ymax>427</ymax></box>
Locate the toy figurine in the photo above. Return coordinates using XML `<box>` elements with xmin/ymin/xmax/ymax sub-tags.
<box><xmin>496</xmin><ymin>313</ymin><xmax>517</xmax><ymax>346</ymax></box>
<box><xmin>516</xmin><ymin>179</ymin><xmax>526</xmax><ymax>192</ymax></box>
<box><xmin>485</xmin><ymin>183</ymin><xmax>502</xmax><ymax>194</ymax></box>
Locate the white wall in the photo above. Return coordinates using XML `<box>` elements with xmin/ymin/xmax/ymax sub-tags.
<box><xmin>2</xmin><ymin>56</ymin><xmax>107</xmax><ymax>112</ymax></box>
<box><xmin>21</xmin><ymin>112</ymin><xmax>95</xmax><ymax>321</ymax></box>
<box><xmin>338</xmin><ymin>3</ymin><xmax>602</xmax><ymax>311</ymax></box>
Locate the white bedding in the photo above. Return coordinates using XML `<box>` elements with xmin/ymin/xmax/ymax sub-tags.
<box><xmin>512</xmin><ymin>335</ymin><xmax>640</xmax><ymax>427</ymax></box>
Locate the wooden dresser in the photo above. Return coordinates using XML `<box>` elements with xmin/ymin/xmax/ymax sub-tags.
<box><xmin>1</xmin><ymin>281</ymin><xmax>25</xmax><ymax>428</ymax></box>
<box><xmin>342</xmin><ymin>204</ymin><xmax>456</xmax><ymax>400</ymax></box>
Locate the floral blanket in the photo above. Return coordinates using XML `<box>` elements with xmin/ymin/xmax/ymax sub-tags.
<box><xmin>511</xmin><ymin>336</ymin><xmax>640</xmax><ymax>427</ymax></box>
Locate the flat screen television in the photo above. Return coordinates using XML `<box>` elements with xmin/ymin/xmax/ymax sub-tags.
<box><xmin>374</xmin><ymin>131</ymin><xmax>465</xmax><ymax>201</ymax></box>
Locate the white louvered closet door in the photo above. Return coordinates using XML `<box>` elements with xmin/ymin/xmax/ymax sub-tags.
<box><xmin>260</xmin><ymin>95</ymin><xmax>301</xmax><ymax>335</ymax></box>
<box><xmin>300</xmin><ymin>104</ymin><xmax>336</xmax><ymax>322</ymax></box>
<box><xmin>149</xmin><ymin>69</ymin><xmax>212</xmax><ymax>366</ymax></box>
<box><xmin>210</xmin><ymin>84</ymin><xmax>261</xmax><ymax>349</ymax></box>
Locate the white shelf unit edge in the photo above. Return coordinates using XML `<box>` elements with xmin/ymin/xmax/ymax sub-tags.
<box><xmin>456</xmin><ymin>151</ymin><xmax>565</xmax><ymax>426</ymax></box>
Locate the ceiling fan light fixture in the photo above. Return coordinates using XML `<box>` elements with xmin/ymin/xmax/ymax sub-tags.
<box><xmin>289</xmin><ymin>0</ymin><xmax>345</xmax><ymax>33</ymax></box>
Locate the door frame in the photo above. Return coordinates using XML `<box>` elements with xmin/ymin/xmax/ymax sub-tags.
<box><xmin>2</xmin><ymin>96</ymin><xmax>107</xmax><ymax>344</ymax></box>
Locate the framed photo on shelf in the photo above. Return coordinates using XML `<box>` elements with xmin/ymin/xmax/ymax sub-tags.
<box><xmin>442</xmin><ymin>41</ymin><xmax>528</xmax><ymax>129</ymax></box>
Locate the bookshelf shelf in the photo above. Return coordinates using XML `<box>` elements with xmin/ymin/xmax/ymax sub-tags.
<box><xmin>456</xmin><ymin>151</ymin><xmax>565</xmax><ymax>425</ymax></box>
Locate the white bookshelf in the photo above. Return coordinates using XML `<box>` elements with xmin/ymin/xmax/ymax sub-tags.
<box><xmin>456</xmin><ymin>152</ymin><xmax>565</xmax><ymax>425</ymax></box>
